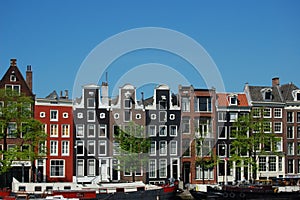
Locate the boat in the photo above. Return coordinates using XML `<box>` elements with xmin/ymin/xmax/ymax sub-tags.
<box><xmin>11</xmin><ymin>178</ymin><xmax>178</xmax><ymax>200</ymax></box>
<box><xmin>189</xmin><ymin>182</ymin><xmax>300</xmax><ymax>200</ymax></box>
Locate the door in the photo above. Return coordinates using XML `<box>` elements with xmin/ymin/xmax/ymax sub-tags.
<box><xmin>100</xmin><ymin>159</ymin><xmax>108</xmax><ymax>182</ymax></box>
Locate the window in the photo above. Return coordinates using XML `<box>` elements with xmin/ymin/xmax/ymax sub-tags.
<box><xmin>297</xmin><ymin>143</ymin><xmax>300</xmax><ymax>155</ymax></box>
<box><xmin>269</xmin><ymin>157</ymin><xmax>276</xmax><ymax>171</ymax></box>
<box><xmin>218</xmin><ymin>126</ymin><xmax>226</xmax><ymax>139</ymax></box>
<box><xmin>113</xmin><ymin>141</ymin><xmax>120</xmax><ymax>155</ymax></box>
<box><xmin>151</xmin><ymin>114</ymin><xmax>156</xmax><ymax>120</ymax></box>
<box><xmin>274</xmin><ymin>108</ymin><xmax>282</xmax><ymax>118</ymax></box>
<box><xmin>136</xmin><ymin>114</ymin><xmax>141</xmax><ymax>119</ymax></box>
<box><xmin>99</xmin><ymin>140</ymin><xmax>107</xmax><ymax>156</ymax></box>
<box><xmin>5</xmin><ymin>84</ymin><xmax>20</xmax><ymax>95</ymax></box>
<box><xmin>50</xmin><ymin>141</ymin><xmax>58</xmax><ymax>155</ymax></box>
<box><xmin>279</xmin><ymin>157</ymin><xmax>283</xmax><ymax>171</ymax></box>
<box><xmin>297</xmin><ymin>127</ymin><xmax>300</xmax><ymax>138</ymax></box>
<box><xmin>10</xmin><ymin>74</ymin><xmax>16</xmax><ymax>82</ymax></box>
<box><xmin>87</xmin><ymin>159</ymin><xmax>95</xmax><ymax>176</ymax></box>
<box><xmin>159</xmin><ymin>100</ymin><xmax>167</xmax><ymax>110</ymax></box>
<box><xmin>50</xmin><ymin>110</ymin><xmax>58</xmax><ymax>121</ymax></box>
<box><xmin>100</xmin><ymin>113</ymin><xmax>105</xmax><ymax>119</ymax></box>
<box><xmin>259</xmin><ymin>157</ymin><xmax>267</xmax><ymax>171</ymax></box>
<box><xmin>194</xmin><ymin>97</ymin><xmax>212</xmax><ymax>112</ymax></box>
<box><xmin>181</xmin><ymin>97</ymin><xmax>190</xmax><ymax>112</ymax></box>
<box><xmin>218</xmin><ymin>112</ymin><xmax>227</xmax><ymax>122</ymax></box>
<box><xmin>50</xmin><ymin>160</ymin><xmax>64</xmax><ymax>177</ymax></box>
<box><xmin>99</xmin><ymin>124</ymin><xmax>106</xmax><ymax>137</ymax></box>
<box><xmin>182</xmin><ymin>139</ymin><xmax>191</xmax><ymax>157</ymax></box>
<box><xmin>159</xmin><ymin>111</ymin><xmax>167</xmax><ymax>122</ymax></box>
<box><xmin>287</xmin><ymin>126</ymin><xmax>294</xmax><ymax>139</ymax></box>
<box><xmin>229</xmin><ymin>126</ymin><xmax>238</xmax><ymax>138</ymax></box>
<box><xmin>63</xmin><ymin>112</ymin><xmax>68</xmax><ymax>118</ymax></box>
<box><xmin>159</xmin><ymin>159</ymin><xmax>167</xmax><ymax>178</ymax></box>
<box><xmin>229</xmin><ymin>113</ymin><xmax>238</xmax><ymax>122</ymax></box>
<box><xmin>253</xmin><ymin>107</ymin><xmax>261</xmax><ymax>118</ymax></box>
<box><xmin>88</xmin><ymin>141</ymin><xmax>95</xmax><ymax>155</ymax></box>
<box><xmin>159</xmin><ymin>141</ymin><xmax>167</xmax><ymax>155</ymax></box>
<box><xmin>288</xmin><ymin>159</ymin><xmax>294</xmax><ymax>174</ymax></box>
<box><xmin>114</xmin><ymin>113</ymin><xmax>119</xmax><ymax>119</ymax></box>
<box><xmin>297</xmin><ymin>112</ymin><xmax>300</xmax><ymax>123</ymax></box>
<box><xmin>263</xmin><ymin>122</ymin><xmax>271</xmax><ymax>133</ymax></box>
<box><xmin>170</xmin><ymin>141</ymin><xmax>177</xmax><ymax>155</ymax></box>
<box><xmin>76</xmin><ymin>141</ymin><xmax>84</xmax><ymax>155</ymax></box>
<box><xmin>124</xmin><ymin>99</ymin><xmax>132</xmax><ymax>109</ymax></box>
<box><xmin>87</xmin><ymin>110</ymin><xmax>95</xmax><ymax>122</ymax></box>
<box><xmin>229</xmin><ymin>96</ymin><xmax>237</xmax><ymax>105</ymax></box>
<box><xmin>50</xmin><ymin>124</ymin><xmax>58</xmax><ymax>137</ymax></box>
<box><xmin>159</xmin><ymin>125</ymin><xmax>167</xmax><ymax>136</ymax></box>
<box><xmin>169</xmin><ymin>114</ymin><xmax>175</xmax><ymax>120</ymax></box>
<box><xmin>77</xmin><ymin>160</ymin><xmax>84</xmax><ymax>176</ymax></box>
<box><xmin>38</xmin><ymin>141</ymin><xmax>46</xmax><ymax>155</ymax></box>
<box><xmin>170</xmin><ymin>125</ymin><xmax>177</xmax><ymax>136</ymax></box>
<box><xmin>274</xmin><ymin>122</ymin><xmax>282</xmax><ymax>133</ymax></box>
<box><xmin>124</xmin><ymin>110</ymin><xmax>131</xmax><ymax>122</ymax></box>
<box><xmin>149</xmin><ymin>160</ymin><xmax>156</xmax><ymax>178</ymax></box>
<box><xmin>62</xmin><ymin>141</ymin><xmax>69</xmax><ymax>156</ymax></box>
<box><xmin>276</xmin><ymin>138</ymin><xmax>282</xmax><ymax>151</ymax></box>
<box><xmin>182</xmin><ymin>117</ymin><xmax>190</xmax><ymax>133</ymax></box>
<box><xmin>76</xmin><ymin>124</ymin><xmax>84</xmax><ymax>137</ymax></box>
<box><xmin>62</xmin><ymin>124</ymin><xmax>70</xmax><ymax>137</ymax></box>
<box><xmin>87</xmin><ymin>98</ymin><xmax>95</xmax><ymax>108</ymax></box>
<box><xmin>264</xmin><ymin>90</ymin><xmax>272</xmax><ymax>100</ymax></box>
<box><xmin>7</xmin><ymin>122</ymin><xmax>17</xmax><ymax>138</ymax></box>
<box><xmin>77</xmin><ymin>112</ymin><xmax>83</xmax><ymax>119</ymax></box>
<box><xmin>150</xmin><ymin>141</ymin><xmax>156</xmax><ymax>156</ymax></box>
<box><xmin>218</xmin><ymin>144</ymin><xmax>226</xmax><ymax>157</ymax></box>
<box><xmin>287</xmin><ymin>142</ymin><xmax>294</xmax><ymax>155</ymax></box>
<box><xmin>287</xmin><ymin>112</ymin><xmax>294</xmax><ymax>123</ymax></box>
<box><xmin>40</xmin><ymin>112</ymin><xmax>45</xmax><ymax>118</ymax></box>
<box><xmin>148</xmin><ymin>125</ymin><xmax>156</xmax><ymax>137</ymax></box>
<box><xmin>263</xmin><ymin>108</ymin><xmax>271</xmax><ymax>118</ymax></box>
<box><xmin>87</xmin><ymin>124</ymin><xmax>95</xmax><ymax>137</ymax></box>
<box><xmin>195</xmin><ymin>166</ymin><xmax>214</xmax><ymax>180</ymax></box>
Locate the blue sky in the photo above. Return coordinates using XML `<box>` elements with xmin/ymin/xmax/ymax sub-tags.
<box><xmin>0</xmin><ymin>0</ymin><xmax>299</xmax><ymax>99</ymax></box>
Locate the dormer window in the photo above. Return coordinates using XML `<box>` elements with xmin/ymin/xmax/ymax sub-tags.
<box><xmin>292</xmin><ymin>90</ymin><xmax>300</xmax><ymax>101</ymax></box>
<box><xmin>229</xmin><ymin>94</ymin><xmax>238</xmax><ymax>106</ymax></box>
<box><xmin>261</xmin><ymin>88</ymin><xmax>272</xmax><ymax>101</ymax></box>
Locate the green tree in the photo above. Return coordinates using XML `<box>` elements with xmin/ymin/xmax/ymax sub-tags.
<box><xmin>195</xmin><ymin>120</ymin><xmax>218</xmax><ymax>184</ymax></box>
<box><xmin>114</xmin><ymin>121</ymin><xmax>150</xmax><ymax>182</ymax></box>
<box><xmin>0</xmin><ymin>89</ymin><xmax>47</xmax><ymax>186</ymax></box>
<box><xmin>230</xmin><ymin>109</ymin><xmax>281</xmax><ymax>181</ymax></box>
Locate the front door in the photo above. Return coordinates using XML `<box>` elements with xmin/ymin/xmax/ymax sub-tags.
<box><xmin>100</xmin><ymin>159</ymin><xmax>108</xmax><ymax>182</ymax></box>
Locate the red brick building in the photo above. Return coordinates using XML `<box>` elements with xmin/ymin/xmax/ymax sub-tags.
<box><xmin>35</xmin><ymin>90</ymin><xmax>74</xmax><ymax>182</ymax></box>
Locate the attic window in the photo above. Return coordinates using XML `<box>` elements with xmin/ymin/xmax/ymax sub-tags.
<box><xmin>261</xmin><ymin>88</ymin><xmax>272</xmax><ymax>101</ymax></box>
<box><xmin>229</xmin><ymin>95</ymin><xmax>238</xmax><ymax>106</ymax></box>
<box><xmin>292</xmin><ymin>90</ymin><xmax>300</xmax><ymax>101</ymax></box>
<box><xmin>10</xmin><ymin>75</ymin><xmax>16</xmax><ymax>82</ymax></box>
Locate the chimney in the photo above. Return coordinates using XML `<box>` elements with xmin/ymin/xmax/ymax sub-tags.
<box><xmin>101</xmin><ymin>82</ymin><xmax>109</xmax><ymax>106</ymax></box>
<box><xmin>65</xmin><ymin>90</ymin><xmax>69</xmax><ymax>99</ymax></box>
<box><xmin>272</xmin><ymin>77</ymin><xmax>280</xmax><ymax>87</ymax></box>
<box><xmin>10</xmin><ymin>58</ymin><xmax>17</xmax><ymax>67</ymax></box>
<box><xmin>26</xmin><ymin>65</ymin><xmax>33</xmax><ymax>91</ymax></box>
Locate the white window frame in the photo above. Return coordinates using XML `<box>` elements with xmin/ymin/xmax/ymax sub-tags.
<box><xmin>50</xmin><ymin>141</ymin><xmax>58</xmax><ymax>156</ymax></box>
<box><xmin>218</xmin><ymin>126</ymin><xmax>227</xmax><ymax>139</ymax></box>
<box><xmin>274</xmin><ymin>108</ymin><xmax>282</xmax><ymax>118</ymax></box>
<box><xmin>159</xmin><ymin>159</ymin><xmax>167</xmax><ymax>178</ymax></box>
<box><xmin>159</xmin><ymin>125</ymin><xmax>167</xmax><ymax>137</ymax></box>
<box><xmin>148</xmin><ymin>125</ymin><xmax>156</xmax><ymax>137</ymax></box>
<box><xmin>50</xmin><ymin>159</ymin><xmax>65</xmax><ymax>177</ymax></box>
<box><xmin>87</xmin><ymin>98</ymin><xmax>95</xmax><ymax>108</ymax></box>
<box><xmin>88</xmin><ymin>140</ymin><xmax>95</xmax><ymax>156</ymax></box>
<box><xmin>87</xmin><ymin>159</ymin><xmax>96</xmax><ymax>176</ymax></box>
<box><xmin>76</xmin><ymin>140</ymin><xmax>84</xmax><ymax>156</ymax></box>
<box><xmin>50</xmin><ymin>110</ymin><xmax>58</xmax><ymax>121</ymax></box>
<box><xmin>40</xmin><ymin>112</ymin><xmax>46</xmax><ymax>118</ymax></box>
<box><xmin>181</xmin><ymin>97</ymin><xmax>190</xmax><ymax>112</ymax></box>
<box><xmin>62</xmin><ymin>124</ymin><xmax>70</xmax><ymax>137</ymax></box>
<box><xmin>170</xmin><ymin>140</ymin><xmax>177</xmax><ymax>155</ymax></box>
<box><xmin>61</xmin><ymin>141</ymin><xmax>69</xmax><ymax>156</ymax></box>
<box><xmin>263</xmin><ymin>108</ymin><xmax>272</xmax><ymax>118</ymax></box>
<box><xmin>87</xmin><ymin>124</ymin><xmax>95</xmax><ymax>137</ymax></box>
<box><xmin>150</xmin><ymin>141</ymin><xmax>156</xmax><ymax>156</ymax></box>
<box><xmin>87</xmin><ymin>110</ymin><xmax>95</xmax><ymax>122</ymax></box>
<box><xmin>274</xmin><ymin>122</ymin><xmax>282</xmax><ymax>133</ymax></box>
<box><xmin>99</xmin><ymin>124</ymin><xmax>107</xmax><ymax>137</ymax></box>
<box><xmin>149</xmin><ymin>159</ymin><xmax>156</xmax><ymax>178</ymax></box>
<box><xmin>76</xmin><ymin>124</ymin><xmax>84</xmax><ymax>137</ymax></box>
<box><xmin>50</xmin><ymin>124</ymin><xmax>58</xmax><ymax>137</ymax></box>
<box><xmin>99</xmin><ymin>140</ymin><xmax>107</xmax><ymax>156</ymax></box>
<box><xmin>77</xmin><ymin>159</ymin><xmax>84</xmax><ymax>177</ymax></box>
<box><xmin>170</xmin><ymin>125</ymin><xmax>177</xmax><ymax>137</ymax></box>
<box><xmin>159</xmin><ymin>141</ymin><xmax>167</xmax><ymax>155</ymax></box>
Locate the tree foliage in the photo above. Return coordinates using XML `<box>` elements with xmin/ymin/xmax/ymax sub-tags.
<box><xmin>230</xmin><ymin>109</ymin><xmax>281</xmax><ymax>180</ymax></box>
<box><xmin>114</xmin><ymin>121</ymin><xmax>151</xmax><ymax>182</ymax></box>
<box><xmin>0</xmin><ymin>89</ymin><xmax>47</xmax><ymax>175</ymax></box>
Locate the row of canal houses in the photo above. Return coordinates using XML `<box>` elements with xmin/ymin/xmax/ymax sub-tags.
<box><xmin>1</xmin><ymin>59</ymin><xmax>300</xmax><ymax>188</ymax></box>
